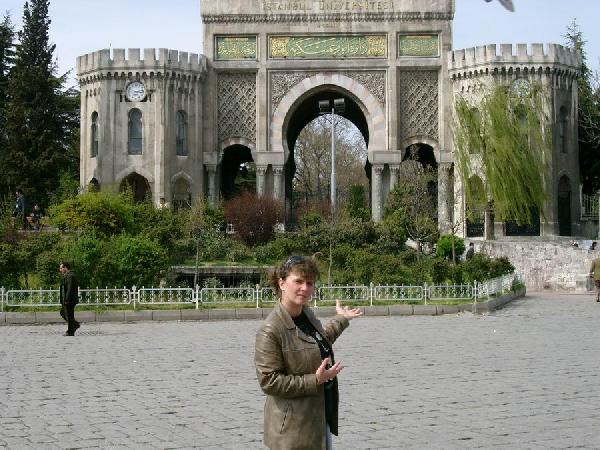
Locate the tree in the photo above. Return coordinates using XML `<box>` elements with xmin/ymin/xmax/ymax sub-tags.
<box><xmin>564</xmin><ymin>20</ymin><xmax>600</xmax><ymax>195</ymax></box>
<box><xmin>454</xmin><ymin>82</ymin><xmax>551</xmax><ymax>225</ymax></box>
<box><xmin>294</xmin><ymin>116</ymin><xmax>367</xmax><ymax>206</ymax></box>
<box><xmin>2</xmin><ymin>0</ymin><xmax>79</xmax><ymax>206</ymax></box>
<box><xmin>224</xmin><ymin>192</ymin><xmax>284</xmax><ymax>247</ymax></box>
<box><xmin>384</xmin><ymin>160</ymin><xmax>438</xmax><ymax>258</ymax></box>
<box><xmin>0</xmin><ymin>14</ymin><xmax>15</xmax><ymax>195</ymax></box>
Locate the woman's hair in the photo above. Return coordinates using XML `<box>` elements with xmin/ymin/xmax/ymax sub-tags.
<box><xmin>268</xmin><ymin>255</ymin><xmax>320</xmax><ymax>298</ymax></box>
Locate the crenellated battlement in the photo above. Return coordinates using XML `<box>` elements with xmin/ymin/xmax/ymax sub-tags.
<box><xmin>448</xmin><ymin>43</ymin><xmax>581</xmax><ymax>73</ymax></box>
<box><xmin>76</xmin><ymin>48</ymin><xmax>208</xmax><ymax>76</ymax></box>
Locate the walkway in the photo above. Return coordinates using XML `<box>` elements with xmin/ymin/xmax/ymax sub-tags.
<box><xmin>1</xmin><ymin>293</ymin><xmax>599</xmax><ymax>448</ymax></box>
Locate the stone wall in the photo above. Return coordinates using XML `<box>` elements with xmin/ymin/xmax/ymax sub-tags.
<box><xmin>477</xmin><ymin>239</ymin><xmax>598</xmax><ymax>292</ymax></box>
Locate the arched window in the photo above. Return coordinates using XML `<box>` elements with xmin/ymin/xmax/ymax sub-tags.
<box><xmin>91</xmin><ymin>112</ymin><xmax>99</xmax><ymax>158</ymax></box>
<box><xmin>128</xmin><ymin>109</ymin><xmax>143</xmax><ymax>155</ymax></box>
<box><xmin>559</xmin><ymin>106</ymin><xmax>568</xmax><ymax>154</ymax></box>
<box><xmin>176</xmin><ymin>110</ymin><xmax>187</xmax><ymax>156</ymax></box>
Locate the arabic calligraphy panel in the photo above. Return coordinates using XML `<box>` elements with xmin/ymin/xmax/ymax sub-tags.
<box><xmin>397</xmin><ymin>34</ymin><xmax>439</xmax><ymax>57</ymax></box>
<box><xmin>216</xmin><ymin>36</ymin><xmax>258</xmax><ymax>61</ymax></box>
<box><xmin>269</xmin><ymin>35</ymin><xmax>387</xmax><ymax>59</ymax></box>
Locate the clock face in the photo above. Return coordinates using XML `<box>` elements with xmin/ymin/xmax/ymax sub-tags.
<box><xmin>126</xmin><ymin>81</ymin><xmax>146</xmax><ymax>102</ymax></box>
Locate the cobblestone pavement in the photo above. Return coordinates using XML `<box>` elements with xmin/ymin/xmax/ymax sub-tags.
<box><xmin>1</xmin><ymin>292</ymin><xmax>600</xmax><ymax>449</ymax></box>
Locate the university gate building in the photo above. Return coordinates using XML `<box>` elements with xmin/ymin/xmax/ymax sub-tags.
<box><xmin>76</xmin><ymin>0</ymin><xmax>582</xmax><ymax>238</ymax></box>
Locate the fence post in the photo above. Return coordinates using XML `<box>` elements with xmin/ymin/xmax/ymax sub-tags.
<box><xmin>132</xmin><ymin>286</ymin><xmax>137</xmax><ymax>310</ymax></box>
<box><xmin>370</xmin><ymin>282</ymin><xmax>374</xmax><ymax>306</ymax></box>
<box><xmin>256</xmin><ymin>284</ymin><xmax>260</xmax><ymax>309</ymax></box>
<box><xmin>195</xmin><ymin>284</ymin><xmax>200</xmax><ymax>310</ymax></box>
<box><xmin>1</xmin><ymin>287</ymin><xmax>4</xmax><ymax>312</ymax></box>
<box><xmin>473</xmin><ymin>281</ymin><xmax>478</xmax><ymax>313</ymax></box>
<box><xmin>424</xmin><ymin>282</ymin><xmax>428</xmax><ymax>305</ymax></box>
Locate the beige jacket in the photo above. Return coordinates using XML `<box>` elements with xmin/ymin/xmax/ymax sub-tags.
<box><xmin>591</xmin><ymin>257</ymin><xmax>600</xmax><ymax>281</ymax></box>
<box><xmin>255</xmin><ymin>301</ymin><xmax>349</xmax><ymax>450</ymax></box>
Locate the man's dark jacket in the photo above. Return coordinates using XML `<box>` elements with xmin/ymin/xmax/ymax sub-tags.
<box><xmin>60</xmin><ymin>271</ymin><xmax>79</xmax><ymax>305</ymax></box>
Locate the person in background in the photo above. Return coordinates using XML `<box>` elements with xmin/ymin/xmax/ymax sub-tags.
<box><xmin>590</xmin><ymin>252</ymin><xmax>600</xmax><ymax>303</ymax></box>
<box><xmin>30</xmin><ymin>204</ymin><xmax>43</xmax><ymax>231</ymax></box>
<box><xmin>59</xmin><ymin>262</ymin><xmax>80</xmax><ymax>336</ymax></box>
<box><xmin>465</xmin><ymin>242</ymin><xmax>475</xmax><ymax>261</ymax></box>
<box><xmin>13</xmin><ymin>189</ymin><xmax>27</xmax><ymax>230</ymax></box>
<box><xmin>255</xmin><ymin>255</ymin><xmax>362</xmax><ymax>449</ymax></box>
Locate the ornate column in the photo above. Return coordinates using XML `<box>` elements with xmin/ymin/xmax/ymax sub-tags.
<box><xmin>206</xmin><ymin>165</ymin><xmax>217</xmax><ymax>207</ymax></box>
<box><xmin>372</xmin><ymin>165</ymin><xmax>384</xmax><ymax>222</ymax></box>
<box><xmin>256</xmin><ymin>166</ymin><xmax>267</xmax><ymax>196</ymax></box>
<box><xmin>437</xmin><ymin>162</ymin><xmax>454</xmax><ymax>235</ymax></box>
<box><xmin>273</xmin><ymin>166</ymin><xmax>284</xmax><ymax>200</ymax></box>
<box><xmin>389</xmin><ymin>165</ymin><xmax>400</xmax><ymax>191</ymax></box>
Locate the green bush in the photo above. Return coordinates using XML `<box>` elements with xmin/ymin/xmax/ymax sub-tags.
<box><xmin>489</xmin><ymin>256</ymin><xmax>515</xmax><ymax>278</ymax></box>
<box><xmin>436</xmin><ymin>234</ymin><xmax>465</xmax><ymax>261</ymax></box>
<box><xmin>49</xmin><ymin>191</ymin><xmax>136</xmax><ymax>235</ymax></box>
<box><xmin>377</xmin><ymin>210</ymin><xmax>407</xmax><ymax>254</ymax></box>
<box><xmin>103</xmin><ymin>234</ymin><xmax>169</xmax><ymax>288</ymax></box>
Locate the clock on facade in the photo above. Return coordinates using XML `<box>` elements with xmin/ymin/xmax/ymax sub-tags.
<box><xmin>126</xmin><ymin>81</ymin><xmax>147</xmax><ymax>102</ymax></box>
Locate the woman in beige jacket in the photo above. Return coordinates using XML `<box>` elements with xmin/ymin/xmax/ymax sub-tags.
<box><xmin>255</xmin><ymin>255</ymin><xmax>362</xmax><ymax>449</ymax></box>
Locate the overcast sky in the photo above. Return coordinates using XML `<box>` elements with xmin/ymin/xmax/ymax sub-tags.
<box><xmin>1</xmin><ymin>0</ymin><xmax>598</xmax><ymax>87</ymax></box>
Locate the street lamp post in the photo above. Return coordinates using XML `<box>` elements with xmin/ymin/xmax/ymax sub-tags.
<box><xmin>318</xmin><ymin>98</ymin><xmax>345</xmax><ymax>213</ymax></box>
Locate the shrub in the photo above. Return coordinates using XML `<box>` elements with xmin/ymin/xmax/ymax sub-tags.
<box><xmin>436</xmin><ymin>234</ymin><xmax>466</xmax><ymax>261</ymax></box>
<box><xmin>49</xmin><ymin>191</ymin><xmax>136</xmax><ymax>235</ymax></box>
<box><xmin>489</xmin><ymin>256</ymin><xmax>515</xmax><ymax>278</ymax></box>
<box><xmin>224</xmin><ymin>192</ymin><xmax>284</xmax><ymax>246</ymax></box>
<box><xmin>377</xmin><ymin>210</ymin><xmax>407</xmax><ymax>254</ymax></box>
<box><xmin>460</xmin><ymin>253</ymin><xmax>493</xmax><ymax>283</ymax></box>
<box><xmin>102</xmin><ymin>234</ymin><xmax>170</xmax><ymax>288</ymax></box>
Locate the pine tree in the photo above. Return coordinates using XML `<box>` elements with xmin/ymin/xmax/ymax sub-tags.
<box><xmin>0</xmin><ymin>13</ymin><xmax>15</xmax><ymax>195</ymax></box>
<box><xmin>564</xmin><ymin>20</ymin><xmax>600</xmax><ymax>195</ymax></box>
<box><xmin>2</xmin><ymin>0</ymin><xmax>79</xmax><ymax>207</ymax></box>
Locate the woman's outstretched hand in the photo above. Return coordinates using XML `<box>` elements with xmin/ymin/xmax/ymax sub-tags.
<box><xmin>336</xmin><ymin>299</ymin><xmax>363</xmax><ymax>320</ymax></box>
<box><xmin>315</xmin><ymin>357</ymin><xmax>343</xmax><ymax>385</ymax></box>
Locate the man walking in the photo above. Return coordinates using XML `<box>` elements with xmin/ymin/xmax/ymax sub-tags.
<box><xmin>13</xmin><ymin>189</ymin><xmax>27</xmax><ymax>230</ymax></box>
<box><xmin>590</xmin><ymin>250</ymin><xmax>600</xmax><ymax>303</ymax></box>
<box><xmin>59</xmin><ymin>262</ymin><xmax>80</xmax><ymax>335</ymax></box>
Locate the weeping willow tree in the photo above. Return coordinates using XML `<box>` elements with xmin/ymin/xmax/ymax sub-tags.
<box><xmin>453</xmin><ymin>82</ymin><xmax>551</xmax><ymax>225</ymax></box>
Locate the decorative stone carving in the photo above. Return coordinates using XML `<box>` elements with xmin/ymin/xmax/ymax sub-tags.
<box><xmin>218</xmin><ymin>72</ymin><xmax>257</xmax><ymax>143</ymax></box>
<box><xmin>398</xmin><ymin>70</ymin><xmax>438</xmax><ymax>142</ymax></box>
<box><xmin>203</xmin><ymin>12</ymin><xmax>455</xmax><ymax>24</ymax></box>
<box><xmin>270</xmin><ymin>70</ymin><xmax>385</xmax><ymax>113</ymax></box>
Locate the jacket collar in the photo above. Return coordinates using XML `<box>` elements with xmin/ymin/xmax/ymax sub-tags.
<box><xmin>274</xmin><ymin>301</ymin><xmax>326</xmax><ymax>336</ymax></box>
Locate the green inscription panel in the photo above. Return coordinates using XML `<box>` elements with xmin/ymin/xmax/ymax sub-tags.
<box><xmin>398</xmin><ymin>35</ymin><xmax>439</xmax><ymax>57</ymax></box>
<box><xmin>216</xmin><ymin>36</ymin><xmax>257</xmax><ymax>60</ymax></box>
<box><xmin>269</xmin><ymin>35</ymin><xmax>386</xmax><ymax>59</ymax></box>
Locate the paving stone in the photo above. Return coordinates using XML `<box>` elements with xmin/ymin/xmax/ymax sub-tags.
<box><xmin>413</xmin><ymin>304</ymin><xmax>438</xmax><ymax>315</ymax></box>
<box><xmin>388</xmin><ymin>304</ymin><xmax>413</xmax><ymax>315</ymax></box>
<box><xmin>180</xmin><ymin>309</ymin><xmax>209</xmax><ymax>321</ymax></box>
<box><xmin>5</xmin><ymin>312</ymin><xmax>36</xmax><ymax>324</ymax></box>
<box><xmin>235</xmin><ymin>308</ymin><xmax>263</xmax><ymax>320</ymax></box>
<box><xmin>96</xmin><ymin>311</ymin><xmax>126</xmax><ymax>322</ymax></box>
<box><xmin>0</xmin><ymin>292</ymin><xmax>598</xmax><ymax>448</ymax></box>
<box><xmin>152</xmin><ymin>310</ymin><xmax>181</xmax><ymax>321</ymax></box>
<box><xmin>124</xmin><ymin>310</ymin><xmax>153</xmax><ymax>321</ymax></box>
<box><xmin>208</xmin><ymin>309</ymin><xmax>236</xmax><ymax>320</ymax></box>
<box><xmin>34</xmin><ymin>311</ymin><xmax>64</xmax><ymax>323</ymax></box>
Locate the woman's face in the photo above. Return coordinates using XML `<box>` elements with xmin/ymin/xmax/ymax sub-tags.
<box><xmin>279</xmin><ymin>270</ymin><xmax>315</xmax><ymax>307</ymax></box>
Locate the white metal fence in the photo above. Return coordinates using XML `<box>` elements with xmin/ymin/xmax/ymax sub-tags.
<box><xmin>0</xmin><ymin>273</ymin><xmax>522</xmax><ymax>311</ymax></box>
<box><xmin>581</xmin><ymin>191</ymin><xmax>599</xmax><ymax>220</ymax></box>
